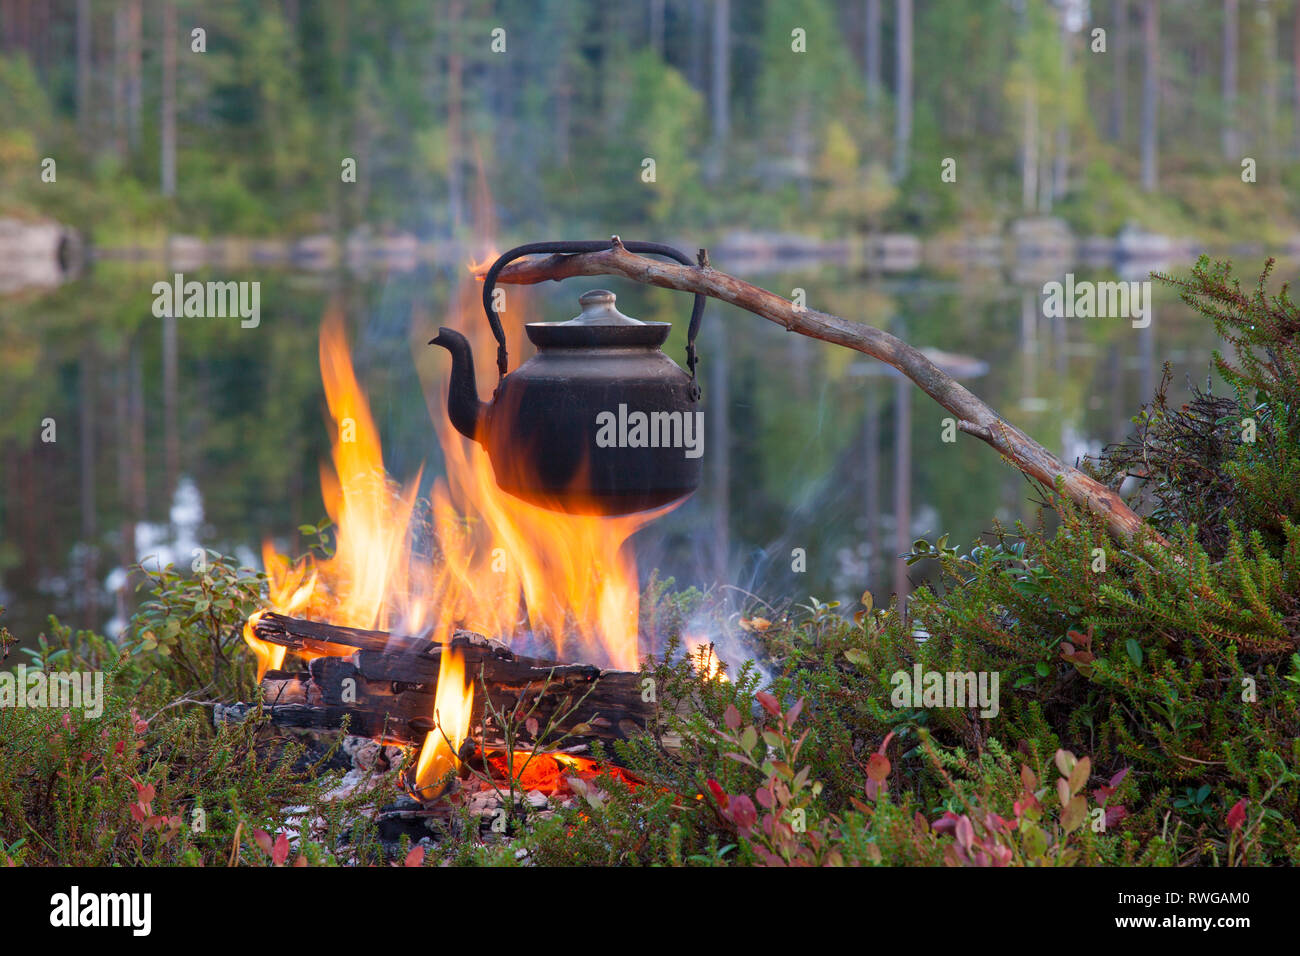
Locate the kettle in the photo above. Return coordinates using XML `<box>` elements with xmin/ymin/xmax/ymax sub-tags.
<box><xmin>429</xmin><ymin>240</ymin><xmax>705</xmax><ymax>515</ymax></box>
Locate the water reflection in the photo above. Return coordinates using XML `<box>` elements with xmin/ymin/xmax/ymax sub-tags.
<box><xmin>0</xmin><ymin>255</ymin><xmax>1230</xmax><ymax>645</ymax></box>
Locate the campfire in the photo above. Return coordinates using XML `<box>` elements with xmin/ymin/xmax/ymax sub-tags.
<box><xmin>238</xmin><ymin>255</ymin><xmax>687</xmax><ymax>815</ymax></box>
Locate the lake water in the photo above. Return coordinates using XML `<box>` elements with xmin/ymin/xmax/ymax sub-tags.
<box><xmin>0</xmin><ymin>250</ymin><xmax>1231</xmax><ymax>647</ymax></box>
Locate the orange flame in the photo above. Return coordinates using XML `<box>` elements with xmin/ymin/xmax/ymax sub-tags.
<box><xmin>247</xmin><ymin>247</ymin><xmax>677</xmax><ymax>755</ymax></box>
<box><xmin>412</xmin><ymin>255</ymin><xmax>671</xmax><ymax>671</ymax></box>
<box><xmin>242</xmin><ymin>308</ymin><xmax>426</xmax><ymax>680</ymax></box>
<box><xmin>414</xmin><ymin>641</ymin><xmax>474</xmax><ymax>794</ymax></box>
<box><xmin>685</xmin><ymin>636</ymin><xmax>729</xmax><ymax>682</ymax></box>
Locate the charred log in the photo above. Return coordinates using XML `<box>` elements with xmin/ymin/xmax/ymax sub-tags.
<box><xmin>247</xmin><ymin>612</ymin><xmax>653</xmax><ymax>751</ymax></box>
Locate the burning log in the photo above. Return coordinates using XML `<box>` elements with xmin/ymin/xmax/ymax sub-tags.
<box><xmin>248</xmin><ymin>612</ymin><xmax>654</xmax><ymax>751</ymax></box>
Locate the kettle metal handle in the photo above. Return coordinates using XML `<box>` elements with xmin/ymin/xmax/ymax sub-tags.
<box><xmin>480</xmin><ymin>239</ymin><xmax>705</xmax><ymax>383</ymax></box>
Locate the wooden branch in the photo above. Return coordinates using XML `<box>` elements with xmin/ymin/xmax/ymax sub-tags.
<box><xmin>249</xmin><ymin>613</ymin><xmax>653</xmax><ymax>749</ymax></box>
<box><xmin>477</xmin><ymin>237</ymin><xmax>1160</xmax><ymax>547</ymax></box>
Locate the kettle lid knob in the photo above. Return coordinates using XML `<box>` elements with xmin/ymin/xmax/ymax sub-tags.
<box><xmin>564</xmin><ymin>289</ymin><xmax>644</xmax><ymax>326</ymax></box>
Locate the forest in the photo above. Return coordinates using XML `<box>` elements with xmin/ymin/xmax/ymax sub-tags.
<box><xmin>2</xmin><ymin>0</ymin><xmax>1300</xmax><ymax>242</ymax></box>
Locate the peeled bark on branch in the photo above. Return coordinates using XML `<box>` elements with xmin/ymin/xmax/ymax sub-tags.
<box><xmin>476</xmin><ymin>238</ymin><xmax>1159</xmax><ymax>547</ymax></box>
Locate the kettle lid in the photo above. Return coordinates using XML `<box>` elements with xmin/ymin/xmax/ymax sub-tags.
<box><xmin>554</xmin><ymin>289</ymin><xmax>645</xmax><ymax>326</ymax></box>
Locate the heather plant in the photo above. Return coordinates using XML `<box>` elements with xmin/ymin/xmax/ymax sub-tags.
<box><xmin>0</xmin><ymin>615</ymin><xmax>397</xmax><ymax>866</ymax></box>
<box><xmin>1100</xmin><ymin>256</ymin><xmax>1300</xmax><ymax>554</ymax></box>
<box><xmin>887</xmin><ymin>261</ymin><xmax>1300</xmax><ymax>865</ymax></box>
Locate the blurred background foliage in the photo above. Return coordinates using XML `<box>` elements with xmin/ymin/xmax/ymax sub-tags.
<box><xmin>0</xmin><ymin>0</ymin><xmax>1297</xmax><ymax>641</ymax></box>
<box><xmin>1</xmin><ymin>0</ymin><xmax>1299</xmax><ymax>239</ymax></box>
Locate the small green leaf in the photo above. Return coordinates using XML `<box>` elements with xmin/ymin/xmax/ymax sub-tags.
<box><xmin>1054</xmin><ymin>749</ymin><xmax>1076</xmax><ymax>778</ymax></box>
<box><xmin>844</xmin><ymin>648</ymin><xmax>871</xmax><ymax>668</ymax></box>
<box><xmin>1061</xmin><ymin>795</ymin><xmax>1088</xmax><ymax>834</ymax></box>
<box><xmin>1125</xmin><ymin>639</ymin><xmax>1143</xmax><ymax>666</ymax></box>
<box><xmin>1068</xmin><ymin>756</ymin><xmax>1091</xmax><ymax>795</ymax></box>
<box><xmin>1022</xmin><ymin>822</ymin><xmax>1048</xmax><ymax>857</ymax></box>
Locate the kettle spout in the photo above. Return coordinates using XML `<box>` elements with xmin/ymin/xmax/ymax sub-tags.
<box><xmin>429</xmin><ymin>327</ymin><xmax>486</xmax><ymax>441</ymax></box>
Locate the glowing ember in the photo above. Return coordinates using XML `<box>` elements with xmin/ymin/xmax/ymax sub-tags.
<box><xmin>484</xmin><ymin>751</ymin><xmax>643</xmax><ymax>795</ymax></box>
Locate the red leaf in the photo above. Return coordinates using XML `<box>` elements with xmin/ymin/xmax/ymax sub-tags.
<box><xmin>723</xmin><ymin>704</ymin><xmax>742</xmax><ymax>730</ymax></box>
<box><xmin>755</xmin><ymin>692</ymin><xmax>781</xmax><ymax>717</ymax></box>
<box><xmin>729</xmin><ymin>794</ymin><xmax>758</xmax><ymax>831</ymax></box>
<box><xmin>955</xmin><ymin>815</ymin><xmax>975</xmax><ymax>849</ymax></box>
<box><xmin>705</xmin><ymin>779</ymin><xmax>728</xmax><ymax>808</ymax></box>
<box><xmin>137</xmin><ymin>784</ymin><xmax>155</xmax><ymax>805</ymax></box>
<box><xmin>931</xmin><ymin>811</ymin><xmax>960</xmax><ymax>834</ymax></box>
<box><xmin>1226</xmin><ymin>798</ymin><xmax>1247</xmax><ymax>832</ymax></box>
<box><xmin>784</xmin><ymin>698</ymin><xmax>804</xmax><ymax>727</ymax></box>
<box><xmin>272</xmin><ymin>832</ymin><xmax>290</xmax><ymax>866</ymax></box>
<box><xmin>987</xmin><ymin>812</ymin><xmax>1013</xmax><ymax>833</ymax></box>
<box><xmin>405</xmin><ymin>845</ymin><xmax>426</xmax><ymax>868</ymax></box>
<box><xmin>253</xmin><ymin>829</ymin><xmax>273</xmax><ymax>856</ymax></box>
<box><xmin>866</xmin><ymin>752</ymin><xmax>891</xmax><ymax>783</ymax></box>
